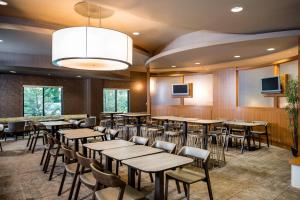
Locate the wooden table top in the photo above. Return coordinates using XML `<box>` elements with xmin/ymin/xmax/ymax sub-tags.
<box><xmin>121</xmin><ymin>113</ymin><xmax>150</xmax><ymax>117</ymax></box>
<box><xmin>40</xmin><ymin>121</ymin><xmax>71</xmax><ymax>126</ymax></box>
<box><xmin>83</xmin><ymin>140</ymin><xmax>135</xmax><ymax>151</ymax></box>
<box><xmin>101</xmin><ymin>112</ymin><xmax>124</xmax><ymax>115</ymax></box>
<box><xmin>223</xmin><ymin>121</ymin><xmax>262</xmax><ymax>127</ymax></box>
<box><xmin>122</xmin><ymin>152</ymin><xmax>193</xmax><ymax>173</ymax></box>
<box><xmin>152</xmin><ymin>116</ymin><xmax>198</xmax><ymax>122</ymax></box>
<box><xmin>102</xmin><ymin>145</ymin><xmax>164</xmax><ymax>161</ymax></box>
<box><xmin>60</xmin><ymin>128</ymin><xmax>104</xmax><ymax>140</ymax></box>
<box><xmin>187</xmin><ymin>119</ymin><xmax>224</xmax><ymax>124</ymax></box>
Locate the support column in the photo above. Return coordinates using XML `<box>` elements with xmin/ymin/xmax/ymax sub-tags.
<box><xmin>146</xmin><ymin>67</ymin><xmax>151</xmax><ymax>114</ymax></box>
<box><xmin>273</xmin><ymin>64</ymin><xmax>280</xmax><ymax>108</ymax></box>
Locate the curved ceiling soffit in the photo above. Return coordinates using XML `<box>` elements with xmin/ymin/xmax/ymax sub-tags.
<box><xmin>145</xmin><ymin>29</ymin><xmax>300</xmax><ymax>66</ymax></box>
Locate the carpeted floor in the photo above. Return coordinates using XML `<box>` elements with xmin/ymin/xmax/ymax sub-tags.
<box><xmin>0</xmin><ymin>138</ymin><xmax>300</xmax><ymax>200</ymax></box>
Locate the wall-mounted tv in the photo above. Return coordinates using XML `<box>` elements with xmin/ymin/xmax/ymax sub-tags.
<box><xmin>172</xmin><ymin>84</ymin><xmax>190</xmax><ymax>96</ymax></box>
<box><xmin>261</xmin><ymin>76</ymin><xmax>281</xmax><ymax>93</ymax></box>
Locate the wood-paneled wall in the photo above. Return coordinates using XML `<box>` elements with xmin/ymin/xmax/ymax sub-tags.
<box><xmin>151</xmin><ymin>68</ymin><xmax>293</xmax><ymax>149</ymax></box>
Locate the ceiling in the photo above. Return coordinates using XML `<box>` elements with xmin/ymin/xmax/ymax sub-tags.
<box><xmin>0</xmin><ymin>0</ymin><xmax>299</xmax><ymax>77</ymax></box>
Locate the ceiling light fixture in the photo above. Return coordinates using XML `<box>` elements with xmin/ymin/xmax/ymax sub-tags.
<box><xmin>267</xmin><ymin>48</ymin><xmax>275</xmax><ymax>51</ymax></box>
<box><xmin>132</xmin><ymin>32</ymin><xmax>140</xmax><ymax>36</ymax></box>
<box><xmin>0</xmin><ymin>1</ymin><xmax>8</xmax><ymax>6</ymax></box>
<box><xmin>195</xmin><ymin>62</ymin><xmax>200</xmax><ymax>65</ymax></box>
<box><xmin>171</xmin><ymin>65</ymin><xmax>176</xmax><ymax>68</ymax></box>
<box><xmin>9</xmin><ymin>71</ymin><xmax>16</xmax><ymax>74</ymax></box>
<box><xmin>52</xmin><ymin>1</ymin><xmax>132</xmax><ymax>71</ymax></box>
<box><xmin>76</xmin><ymin>75</ymin><xmax>82</xmax><ymax>78</ymax></box>
<box><xmin>0</xmin><ymin>39</ymin><xmax>3</xmax><ymax>42</ymax></box>
<box><xmin>234</xmin><ymin>55</ymin><xmax>241</xmax><ymax>58</ymax></box>
<box><xmin>231</xmin><ymin>6</ymin><xmax>243</xmax><ymax>13</ymax></box>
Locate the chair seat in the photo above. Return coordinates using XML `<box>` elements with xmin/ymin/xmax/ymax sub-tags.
<box><xmin>65</xmin><ymin>163</ymin><xmax>77</xmax><ymax>174</ymax></box>
<box><xmin>95</xmin><ymin>185</ymin><xmax>145</xmax><ymax>200</ymax></box>
<box><xmin>231</xmin><ymin>128</ymin><xmax>244</xmax><ymax>132</ymax></box>
<box><xmin>80</xmin><ymin>172</ymin><xmax>96</xmax><ymax>187</ymax></box>
<box><xmin>230</xmin><ymin>134</ymin><xmax>245</xmax><ymax>138</ymax></box>
<box><xmin>166</xmin><ymin>167</ymin><xmax>205</xmax><ymax>184</ymax></box>
<box><xmin>50</xmin><ymin>148</ymin><xmax>63</xmax><ymax>156</ymax></box>
<box><xmin>165</xmin><ymin>131</ymin><xmax>179</xmax><ymax>136</ymax></box>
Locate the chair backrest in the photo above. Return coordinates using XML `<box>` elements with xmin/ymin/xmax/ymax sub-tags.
<box><xmin>94</xmin><ymin>126</ymin><xmax>106</xmax><ymax>133</ymax></box>
<box><xmin>8</xmin><ymin>121</ymin><xmax>26</xmax><ymax>132</ymax></box>
<box><xmin>129</xmin><ymin>136</ymin><xmax>149</xmax><ymax>145</ymax></box>
<box><xmin>0</xmin><ymin>124</ymin><xmax>4</xmax><ymax>132</ymax></box>
<box><xmin>47</xmin><ymin>134</ymin><xmax>60</xmax><ymax>147</ymax></box>
<box><xmin>151</xmin><ymin>140</ymin><xmax>176</xmax><ymax>154</ymax></box>
<box><xmin>76</xmin><ymin>152</ymin><xmax>93</xmax><ymax>169</ymax></box>
<box><xmin>61</xmin><ymin>144</ymin><xmax>76</xmax><ymax>163</ymax></box>
<box><xmin>252</xmin><ymin>121</ymin><xmax>268</xmax><ymax>127</ymax></box>
<box><xmin>178</xmin><ymin>146</ymin><xmax>210</xmax><ymax>163</ymax></box>
<box><xmin>108</xmin><ymin>129</ymin><xmax>119</xmax><ymax>140</ymax></box>
<box><xmin>85</xmin><ymin>116</ymin><xmax>96</xmax><ymax>127</ymax></box>
<box><xmin>90</xmin><ymin>162</ymin><xmax>126</xmax><ymax>200</ymax></box>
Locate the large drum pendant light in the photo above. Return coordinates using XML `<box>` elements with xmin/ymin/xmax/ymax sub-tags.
<box><xmin>52</xmin><ymin>1</ymin><xmax>132</xmax><ymax>71</ymax></box>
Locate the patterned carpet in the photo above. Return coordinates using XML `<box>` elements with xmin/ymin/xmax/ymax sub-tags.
<box><xmin>0</xmin><ymin>138</ymin><xmax>300</xmax><ymax>200</ymax></box>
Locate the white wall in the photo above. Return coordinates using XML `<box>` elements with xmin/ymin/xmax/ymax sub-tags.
<box><xmin>239</xmin><ymin>66</ymin><xmax>274</xmax><ymax>107</ymax></box>
<box><xmin>184</xmin><ymin>74</ymin><xmax>213</xmax><ymax>106</ymax></box>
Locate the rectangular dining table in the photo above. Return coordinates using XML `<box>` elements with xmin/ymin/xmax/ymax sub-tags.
<box><xmin>101</xmin><ymin>112</ymin><xmax>123</xmax><ymax>128</ymax></box>
<box><xmin>121</xmin><ymin>113</ymin><xmax>151</xmax><ymax>136</ymax></box>
<box><xmin>40</xmin><ymin>121</ymin><xmax>71</xmax><ymax>139</ymax></box>
<box><xmin>102</xmin><ymin>145</ymin><xmax>164</xmax><ymax>173</ymax></box>
<box><xmin>122</xmin><ymin>152</ymin><xmax>193</xmax><ymax>200</ymax></box>
<box><xmin>60</xmin><ymin>128</ymin><xmax>105</xmax><ymax>155</ymax></box>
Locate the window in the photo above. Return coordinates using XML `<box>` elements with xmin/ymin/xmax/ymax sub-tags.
<box><xmin>103</xmin><ymin>89</ymin><xmax>129</xmax><ymax>112</ymax></box>
<box><xmin>23</xmin><ymin>86</ymin><xmax>63</xmax><ymax>116</ymax></box>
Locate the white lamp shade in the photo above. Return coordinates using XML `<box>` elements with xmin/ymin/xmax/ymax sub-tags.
<box><xmin>52</xmin><ymin>27</ymin><xmax>132</xmax><ymax>71</ymax></box>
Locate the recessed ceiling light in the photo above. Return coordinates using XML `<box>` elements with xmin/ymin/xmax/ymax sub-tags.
<box><xmin>171</xmin><ymin>65</ymin><xmax>176</xmax><ymax>68</ymax></box>
<box><xmin>195</xmin><ymin>62</ymin><xmax>201</xmax><ymax>65</ymax></box>
<box><xmin>231</xmin><ymin>6</ymin><xmax>243</xmax><ymax>13</ymax></box>
<box><xmin>0</xmin><ymin>1</ymin><xmax>7</xmax><ymax>6</ymax></box>
<box><xmin>0</xmin><ymin>39</ymin><xmax>3</xmax><ymax>42</ymax></box>
<box><xmin>76</xmin><ymin>75</ymin><xmax>82</xmax><ymax>78</ymax></box>
<box><xmin>267</xmin><ymin>48</ymin><xmax>275</xmax><ymax>51</ymax></box>
<box><xmin>9</xmin><ymin>71</ymin><xmax>16</xmax><ymax>74</ymax></box>
<box><xmin>234</xmin><ymin>55</ymin><xmax>241</xmax><ymax>58</ymax></box>
<box><xmin>132</xmin><ymin>32</ymin><xmax>140</xmax><ymax>36</ymax></box>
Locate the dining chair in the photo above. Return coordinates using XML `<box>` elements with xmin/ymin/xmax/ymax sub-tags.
<box><xmin>250</xmin><ymin>121</ymin><xmax>270</xmax><ymax>148</ymax></box>
<box><xmin>43</xmin><ymin>135</ymin><xmax>64</xmax><ymax>181</ymax></box>
<box><xmin>165</xmin><ymin>146</ymin><xmax>213</xmax><ymax>200</ymax></box>
<box><xmin>107</xmin><ymin>129</ymin><xmax>120</xmax><ymax>140</ymax></box>
<box><xmin>226</xmin><ymin>125</ymin><xmax>247</xmax><ymax>153</ymax></box>
<box><xmin>58</xmin><ymin>145</ymin><xmax>77</xmax><ymax>200</ymax></box>
<box><xmin>129</xmin><ymin>136</ymin><xmax>149</xmax><ymax>145</ymax></box>
<box><xmin>28</xmin><ymin>124</ymin><xmax>47</xmax><ymax>153</ymax></box>
<box><xmin>80</xmin><ymin>116</ymin><xmax>97</xmax><ymax>128</ymax></box>
<box><xmin>137</xmin><ymin>140</ymin><xmax>177</xmax><ymax>190</ymax></box>
<box><xmin>73</xmin><ymin>152</ymin><xmax>97</xmax><ymax>200</ymax></box>
<box><xmin>90</xmin><ymin>161</ymin><xmax>145</xmax><ymax>200</ymax></box>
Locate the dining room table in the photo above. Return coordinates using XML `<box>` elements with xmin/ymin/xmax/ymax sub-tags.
<box><xmin>121</xmin><ymin>113</ymin><xmax>151</xmax><ymax>136</ymax></box>
<box><xmin>59</xmin><ymin>128</ymin><xmax>105</xmax><ymax>156</ymax></box>
<box><xmin>101</xmin><ymin>145</ymin><xmax>164</xmax><ymax>174</ymax></box>
<box><xmin>101</xmin><ymin>112</ymin><xmax>124</xmax><ymax>128</ymax></box>
<box><xmin>40</xmin><ymin>120</ymin><xmax>71</xmax><ymax>139</ymax></box>
<box><xmin>122</xmin><ymin>152</ymin><xmax>193</xmax><ymax>200</ymax></box>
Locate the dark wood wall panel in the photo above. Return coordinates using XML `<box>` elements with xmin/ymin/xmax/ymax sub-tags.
<box><xmin>0</xmin><ymin>74</ymin><xmax>85</xmax><ymax>117</ymax></box>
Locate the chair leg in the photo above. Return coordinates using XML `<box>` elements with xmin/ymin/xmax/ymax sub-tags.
<box><xmin>241</xmin><ymin>137</ymin><xmax>246</xmax><ymax>154</ymax></box>
<box><xmin>175</xmin><ymin>180</ymin><xmax>181</xmax><ymax>193</ymax></box>
<box><xmin>40</xmin><ymin>149</ymin><xmax>47</xmax><ymax>165</ymax></box>
<box><xmin>0</xmin><ymin>142</ymin><xmax>2</xmax><ymax>152</ymax></box>
<box><xmin>164</xmin><ymin>176</ymin><xmax>169</xmax><ymax>200</ymax></box>
<box><xmin>137</xmin><ymin>170</ymin><xmax>141</xmax><ymax>191</ymax></box>
<box><xmin>183</xmin><ymin>183</ymin><xmax>188</xmax><ymax>197</ymax></box>
<box><xmin>149</xmin><ymin>172</ymin><xmax>154</xmax><ymax>183</ymax></box>
<box><xmin>32</xmin><ymin>136</ymin><xmax>39</xmax><ymax>153</ymax></box>
<box><xmin>43</xmin><ymin>152</ymin><xmax>51</xmax><ymax>172</ymax></box>
<box><xmin>74</xmin><ymin>180</ymin><xmax>81</xmax><ymax>200</ymax></box>
<box><xmin>68</xmin><ymin>170</ymin><xmax>79</xmax><ymax>200</ymax></box>
<box><xmin>186</xmin><ymin>184</ymin><xmax>190</xmax><ymax>200</ymax></box>
<box><xmin>49</xmin><ymin>154</ymin><xmax>58</xmax><ymax>180</ymax></box>
<box><xmin>29</xmin><ymin>135</ymin><xmax>34</xmax><ymax>150</ymax></box>
<box><xmin>266</xmin><ymin>133</ymin><xmax>270</xmax><ymax>147</ymax></box>
<box><xmin>116</xmin><ymin>161</ymin><xmax>119</xmax><ymax>176</ymax></box>
<box><xmin>26</xmin><ymin>134</ymin><xmax>32</xmax><ymax>147</ymax></box>
<box><xmin>58</xmin><ymin>169</ymin><xmax>67</xmax><ymax>196</ymax></box>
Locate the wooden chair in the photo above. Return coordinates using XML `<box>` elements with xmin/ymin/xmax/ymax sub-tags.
<box><xmin>106</xmin><ymin>129</ymin><xmax>120</xmax><ymax>140</ymax></box>
<box><xmin>28</xmin><ymin>124</ymin><xmax>47</xmax><ymax>153</ymax></box>
<box><xmin>90</xmin><ymin>161</ymin><xmax>145</xmax><ymax>200</ymax></box>
<box><xmin>58</xmin><ymin>145</ymin><xmax>77</xmax><ymax>200</ymax></box>
<box><xmin>165</xmin><ymin>146</ymin><xmax>213</xmax><ymax>200</ymax></box>
<box><xmin>43</xmin><ymin>135</ymin><xmax>64</xmax><ymax>181</ymax></box>
<box><xmin>250</xmin><ymin>121</ymin><xmax>270</xmax><ymax>148</ymax></box>
<box><xmin>73</xmin><ymin>152</ymin><xmax>97</xmax><ymax>200</ymax></box>
<box><xmin>137</xmin><ymin>140</ymin><xmax>176</xmax><ymax>190</ymax></box>
<box><xmin>129</xmin><ymin>136</ymin><xmax>149</xmax><ymax>145</ymax></box>
<box><xmin>226</xmin><ymin>125</ymin><xmax>247</xmax><ymax>154</ymax></box>
<box><xmin>80</xmin><ymin>116</ymin><xmax>97</xmax><ymax>128</ymax></box>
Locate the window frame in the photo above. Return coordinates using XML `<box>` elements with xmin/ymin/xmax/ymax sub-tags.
<box><xmin>23</xmin><ymin>85</ymin><xmax>64</xmax><ymax>116</ymax></box>
<box><xmin>103</xmin><ymin>88</ymin><xmax>130</xmax><ymax>112</ymax></box>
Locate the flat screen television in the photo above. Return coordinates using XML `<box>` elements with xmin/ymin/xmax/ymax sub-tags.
<box><xmin>261</xmin><ymin>76</ymin><xmax>281</xmax><ymax>93</ymax></box>
<box><xmin>172</xmin><ymin>84</ymin><xmax>190</xmax><ymax>96</ymax></box>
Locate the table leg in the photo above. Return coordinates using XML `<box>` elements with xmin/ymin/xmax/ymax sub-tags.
<box><xmin>127</xmin><ymin>166</ymin><xmax>136</xmax><ymax>188</ymax></box>
<box><xmin>110</xmin><ymin>114</ymin><xmax>114</xmax><ymax>129</ymax></box>
<box><xmin>203</xmin><ymin>124</ymin><xmax>208</xmax><ymax>149</ymax></box>
<box><xmin>155</xmin><ymin>171</ymin><xmax>164</xmax><ymax>200</ymax></box>
<box><xmin>106</xmin><ymin>156</ymin><xmax>113</xmax><ymax>172</ymax></box>
<box><xmin>136</xmin><ymin>116</ymin><xmax>141</xmax><ymax>136</ymax></box>
<box><xmin>183</xmin><ymin>121</ymin><xmax>188</xmax><ymax>145</ymax></box>
<box><xmin>164</xmin><ymin>119</ymin><xmax>169</xmax><ymax>131</ymax></box>
<box><xmin>81</xmin><ymin>138</ymin><xmax>87</xmax><ymax>156</ymax></box>
<box><xmin>74</xmin><ymin>139</ymin><xmax>79</xmax><ymax>152</ymax></box>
